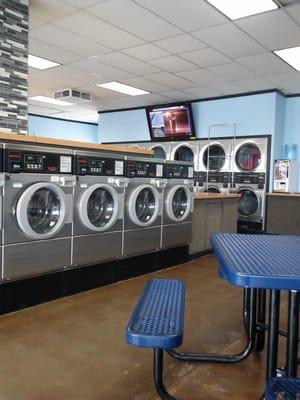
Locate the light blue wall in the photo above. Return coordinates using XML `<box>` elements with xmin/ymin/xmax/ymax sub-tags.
<box><xmin>98</xmin><ymin>109</ymin><xmax>150</xmax><ymax>143</ymax></box>
<box><xmin>28</xmin><ymin>115</ymin><xmax>98</xmax><ymax>143</ymax></box>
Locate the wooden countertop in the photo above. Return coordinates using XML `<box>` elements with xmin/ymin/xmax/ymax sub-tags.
<box><xmin>267</xmin><ymin>192</ymin><xmax>300</xmax><ymax>198</ymax></box>
<box><xmin>0</xmin><ymin>132</ymin><xmax>153</xmax><ymax>156</ymax></box>
<box><xmin>194</xmin><ymin>192</ymin><xmax>241</xmax><ymax>200</ymax></box>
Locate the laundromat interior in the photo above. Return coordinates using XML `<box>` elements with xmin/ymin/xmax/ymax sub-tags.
<box><xmin>1</xmin><ymin>1</ymin><xmax>300</xmax><ymax>399</ymax></box>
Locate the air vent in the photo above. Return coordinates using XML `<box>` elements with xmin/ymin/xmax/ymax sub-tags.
<box><xmin>54</xmin><ymin>89</ymin><xmax>92</xmax><ymax>104</ymax></box>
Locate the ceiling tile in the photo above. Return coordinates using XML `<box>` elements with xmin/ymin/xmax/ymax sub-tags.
<box><xmin>234</xmin><ymin>77</ymin><xmax>276</xmax><ymax>92</ymax></box>
<box><xmin>182</xmin><ymin>86</ymin><xmax>221</xmax><ymax>98</ymax></box>
<box><xmin>31</xmin><ymin>65</ymin><xmax>102</xmax><ymax>85</ymax></box>
<box><xmin>30</xmin><ymin>24</ymin><xmax>112</xmax><ymax>57</ymax></box>
<box><xmin>181</xmin><ymin>48</ymin><xmax>231</xmax><ymax>67</ymax></box>
<box><xmin>29</xmin><ymin>0</ymin><xmax>77</xmax><ymax>28</ymax></box>
<box><xmin>207</xmin><ymin>62</ymin><xmax>256</xmax><ymax>81</ymax></box>
<box><xmin>63</xmin><ymin>0</ymin><xmax>106</xmax><ymax>8</ymax></box>
<box><xmin>121</xmin><ymin>77</ymin><xmax>171</xmax><ymax>92</ymax></box>
<box><xmin>208</xmin><ymin>82</ymin><xmax>247</xmax><ymax>95</ymax></box>
<box><xmin>28</xmin><ymin>104</ymin><xmax>62</xmax><ymax>116</ymax></box>
<box><xmin>29</xmin><ymin>38</ymin><xmax>83</xmax><ymax>64</ymax></box>
<box><xmin>192</xmin><ymin>23</ymin><xmax>265</xmax><ymax>58</ymax></box>
<box><xmin>177</xmin><ymin>69</ymin><xmax>225</xmax><ymax>85</ymax></box>
<box><xmin>122</xmin><ymin>44</ymin><xmax>170</xmax><ymax>61</ymax></box>
<box><xmin>158</xmin><ymin>90</ymin><xmax>195</xmax><ymax>100</ymax></box>
<box><xmin>236</xmin><ymin>9</ymin><xmax>300</xmax><ymax>51</ymax></box>
<box><xmin>286</xmin><ymin>3</ymin><xmax>300</xmax><ymax>25</ymax></box>
<box><xmin>236</xmin><ymin>52</ymin><xmax>294</xmax><ymax>76</ymax></box>
<box><xmin>154</xmin><ymin>34</ymin><xmax>207</xmax><ymax>54</ymax></box>
<box><xmin>87</xmin><ymin>0</ymin><xmax>182</xmax><ymax>41</ymax></box>
<box><xmin>149</xmin><ymin>55</ymin><xmax>198</xmax><ymax>73</ymax></box>
<box><xmin>95</xmin><ymin>52</ymin><xmax>161</xmax><ymax>75</ymax></box>
<box><xmin>70</xmin><ymin>59</ymin><xmax>134</xmax><ymax>81</ymax></box>
<box><xmin>146</xmin><ymin>72</ymin><xmax>195</xmax><ymax>89</ymax></box>
<box><xmin>134</xmin><ymin>0</ymin><xmax>227</xmax><ymax>32</ymax></box>
<box><xmin>267</xmin><ymin>72</ymin><xmax>300</xmax><ymax>91</ymax></box>
<box><xmin>54</xmin><ymin>11</ymin><xmax>144</xmax><ymax>50</ymax></box>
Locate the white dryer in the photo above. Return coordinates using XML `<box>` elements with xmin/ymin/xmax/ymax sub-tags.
<box><xmin>198</xmin><ymin>139</ymin><xmax>232</xmax><ymax>173</ymax></box>
<box><xmin>170</xmin><ymin>140</ymin><xmax>200</xmax><ymax>171</ymax></box>
<box><xmin>162</xmin><ymin>161</ymin><xmax>194</xmax><ymax>249</ymax></box>
<box><xmin>2</xmin><ymin>144</ymin><xmax>75</xmax><ymax>280</ymax></box>
<box><xmin>123</xmin><ymin>157</ymin><xmax>165</xmax><ymax>257</ymax></box>
<box><xmin>72</xmin><ymin>151</ymin><xmax>127</xmax><ymax>267</ymax></box>
<box><xmin>233</xmin><ymin>137</ymin><xmax>269</xmax><ymax>173</ymax></box>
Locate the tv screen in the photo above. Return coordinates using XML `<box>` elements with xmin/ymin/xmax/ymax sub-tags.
<box><xmin>146</xmin><ymin>103</ymin><xmax>195</xmax><ymax>141</ymax></box>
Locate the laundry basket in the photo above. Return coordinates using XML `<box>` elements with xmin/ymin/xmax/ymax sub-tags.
<box><xmin>265</xmin><ymin>378</ymin><xmax>300</xmax><ymax>399</ymax></box>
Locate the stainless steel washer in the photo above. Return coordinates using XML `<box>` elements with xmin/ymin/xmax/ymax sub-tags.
<box><xmin>73</xmin><ymin>151</ymin><xmax>127</xmax><ymax>266</ymax></box>
<box><xmin>162</xmin><ymin>161</ymin><xmax>194</xmax><ymax>249</ymax></box>
<box><xmin>123</xmin><ymin>157</ymin><xmax>165</xmax><ymax>257</ymax></box>
<box><xmin>2</xmin><ymin>144</ymin><xmax>75</xmax><ymax>280</ymax></box>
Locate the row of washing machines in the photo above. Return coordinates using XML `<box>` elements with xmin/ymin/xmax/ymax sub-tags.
<box><xmin>0</xmin><ymin>143</ymin><xmax>194</xmax><ymax>282</ymax></box>
<box><xmin>118</xmin><ymin>136</ymin><xmax>269</xmax><ymax>232</ymax></box>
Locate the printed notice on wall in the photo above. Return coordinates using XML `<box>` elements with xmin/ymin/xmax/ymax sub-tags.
<box><xmin>60</xmin><ymin>156</ymin><xmax>72</xmax><ymax>173</ymax></box>
<box><xmin>115</xmin><ymin>160</ymin><xmax>124</xmax><ymax>175</ymax></box>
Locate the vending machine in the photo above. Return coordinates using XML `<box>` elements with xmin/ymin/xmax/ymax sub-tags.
<box><xmin>273</xmin><ymin>159</ymin><xmax>298</xmax><ymax>192</ymax></box>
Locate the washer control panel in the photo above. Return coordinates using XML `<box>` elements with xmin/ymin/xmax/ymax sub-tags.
<box><xmin>164</xmin><ymin>163</ymin><xmax>193</xmax><ymax>179</ymax></box>
<box><xmin>5</xmin><ymin>149</ymin><xmax>73</xmax><ymax>174</ymax></box>
<box><xmin>75</xmin><ymin>156</ymin><xmax>124</xmax><ymax>176</ymax></box>
<box><xmin>126</xmin><ymin>160</ymin><xmax>163</xmax><ymax>178</ymax></box>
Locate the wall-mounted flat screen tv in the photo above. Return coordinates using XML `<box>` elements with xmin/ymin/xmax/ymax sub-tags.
<box><xmin>146</xmin><ymin>103</ymin><xmax>196</xmax><ymax>141</ymax></box>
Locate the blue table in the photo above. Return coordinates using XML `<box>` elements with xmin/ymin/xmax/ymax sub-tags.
<box><xmin>212</xmin><ymin>233</ymin><xmax>300</xmax><ymax>378</ymax></box>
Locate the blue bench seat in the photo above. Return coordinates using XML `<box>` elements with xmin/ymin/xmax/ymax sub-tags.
<box><xmin>265</xmin><ymin>377</ymin><xmax>300</xmax><ymax>399</ymax></box>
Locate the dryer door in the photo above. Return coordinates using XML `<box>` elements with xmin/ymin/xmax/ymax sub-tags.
<box><xmin>128</xmin><ymin>184</ymin><xmax>160</xmax><ymax>227</ymax></box>
<box><xmin>236</xmin><ymin>143</ymin><xmax>261</xmax><ymax>171</ymax></box>
<box><xmin>174</xmin><ymin>145</ymin><xmax>194</xmax><ymax>162</ymax></box>
<box><xmin>16</xmin><ymin>182</ymin><xmax>67</xmax><ymax>240</ymax></box>
<box><xmin>166</xmin><ymin>185</ymin><xmax>192</xmax><ymax>222</ymax></box>
<box><xmin>203</xmin><ymin>144</ymin><xmax>226</xmax><ymax>171</ymax></box>
<box><xmin>238</xmin><ymin>189</ymin><xmax>259</xmax><ymax>217</ymax></box>
<box><xmin>79</xmin><ymin>184</ymin><xmax>119</xmax><ymax>232</ymax></box>
<box><xmin>151</xmin><ymin>145</ymin><xmax>166</xmax><ymax>159</ymax></box>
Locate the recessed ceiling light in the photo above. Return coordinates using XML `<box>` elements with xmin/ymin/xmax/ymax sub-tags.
<box><xmin>97</xmin><ymin>81</ymin><xmax>150</xmax><ymax>96</ymax></box>
<box><xmin>29</xmin><ymin>96</ymin><xmax>74</xmax><ymax>106</ymax></box>
<box><xmin>206</xmin><ymin>0</ymin><xmax>278</xmax><ymax>20</ymax></box>
<box><xmin>274</xmin><ymin>46</ymin><xmax>300</xmax><ymax>71</ymax></box>
<box><xmin>28</xmin><ymin>54</ymin><xmax>60</xmax><ymax>70</ymax></box>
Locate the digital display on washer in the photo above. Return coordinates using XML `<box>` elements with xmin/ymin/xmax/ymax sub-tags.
<box><xmin>24</xmin><ymin>154</ymin><xmax>44</xmax><ymax>170</ymax></box>
<box><xmin>126</xmin><ymin>161</ymin><xmax>160</xmax><ymax>178</ymax></box>
<box><xmin>75</xmin><ymin>156</ymin><xmax>124</xmax><ymax>176</ymax></box>
<box><xmin>164</xmin><ymin>164</ymin><xmax>190</xmax><ymax>179</ymax></box>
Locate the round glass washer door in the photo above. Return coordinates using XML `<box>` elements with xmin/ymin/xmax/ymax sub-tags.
<box><xmin>203</xmin><ymin>144</ymin><xmax>226</xmax><ymax>171</ymax></box>
<box><xmin>151</xmin><ymin>146</ymin><xmax>166</xmax><ymax>159</ymax></box>
<box><xmin>128</xmin><ymin>184</ymin><xmax>160</xmax><ymax>227</ymax></box>
<box><xmin>166</xmin><ymin>185</ymin><xmax>192</xmax><ymax>222</ymax></box>
<box><xmin>238</xmin><ymin>189</ymin><xmax>259</xmax><ymax>217</ymax></box>
<box><xmin>16</xmin><ymin>182</ymin><xmax>66</xmax><ymax>240</ymax></box>
<box><xmin>79</xmin><ymin>184</ymin><xmax>119</xmax><ymax>232</ymax></box>
<box><xmin>174</xmin><ymin>146</ymin><xmax>194</xmax><ymax>162</ymax></box>
<box><xmin>236</xmin><ymin>143</ymin><xmax>261</xmax><ymax>171</ymax></box>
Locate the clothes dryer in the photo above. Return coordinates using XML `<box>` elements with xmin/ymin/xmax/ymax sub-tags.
<box><xmin>196</xmin><ymin>171</ymin><xmax>231</xmax><ymax>193</ymax></box>
<box><xmin>162</xmin><ymin>161</ymin><xmax>194</xmax><ymax>249</ymax></box>
<box><xmin>169</xmin><ymin>141</ymin><xmax>200</xmax><ymax>171</ymax></box>
<box><xmin>233</xmin><ymin>137</ymin><xmax>269</xmax><ymax>173</ymax></box>
<box><xmin>123</xmin><ymin>157</ymin><xmax>165</xmax><ymax>257</ymax></box>
<box><xmin>198</xmin><ymin>139</ymin><xmax>232</xmax><ymax>173</ymax></box>
<box><xmin>2</xmin><ymin>144</ymin><xmax>75</xmax><ymax>280</ymax></box>
<box><xmin>73</xmin><ymin>151</ymin><xmax>127</xmax><ymax>266</ymax></box>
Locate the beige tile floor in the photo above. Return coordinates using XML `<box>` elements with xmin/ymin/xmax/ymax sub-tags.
<box><xmin>0</xmin><ymin>255</ymin><xmax>291</xmax><ymax>399</ymax></box>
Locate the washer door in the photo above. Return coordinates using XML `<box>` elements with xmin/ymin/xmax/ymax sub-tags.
<box><xmin>16</xmin><ymin>182</ymin><xmax>66</xmax><ymax>240</ymax></box>
<box><xmin>166</xmin><ymin>185</ymin><xmax>192</xmax><ymax>222</ymax></box>
<box><xmin>203</xmin><ymin>144</ymin><xmax>225</xmax><ymax>171</ymax></box>
<box><xmin>174</xmin><ymin>145</ymin><xmax>194</xmax><ymax>162</ymax></box>
<box><xmin>151</xmin><ymin>146</ymin><xmax>166</xmax><ymax>159</ymax></box>
<box><xmin>236</xmin><ymin>143</ymin><xmax>261</xmax><ymax>171</ymax></box>
<box><xmin>128</xmin><ymin>184</ymin><xmax>160</xmax><ymax>227</ymax></box>
<box><xmin>238</xmin><ymin>189</ymin><xmax>259</xmax><ymax>217</ymax></box>
<box><xmin>79</xmin><ymin>184</ymin><xmax>119</xmax><ymax>232</ymax></box>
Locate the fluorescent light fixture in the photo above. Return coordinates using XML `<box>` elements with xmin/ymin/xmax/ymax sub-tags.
<box><xmin>274</xmin><ymin>46</ymin><xmax>300</xmax><ymax>71</ymax></box>
<box><xmin>97</xmin><ymin>81</ymin><xmax>150</xmax><ymax>96</ymax></box>
<box><xmin>28</xmin><ymin>54</ymin><xmax>60</xmax><ymax>70</ymax></box>
<box><xmin>206</xmin><ymin>0</ymin><xmax>278</xmax><ymax>20</ymax></box>
<box><xmin>29</xmin><ymin>96</ymin><xmax>74</xmax><ymax>106</ymax></box>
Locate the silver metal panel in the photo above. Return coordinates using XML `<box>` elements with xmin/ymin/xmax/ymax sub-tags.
<box><xmin>2</xmin><ymin>238</ymin><xmax>72</xmax><ymax>280</ymax></box>
<box><xmin>72</xmin><ymin>231</ymin><xmax>122</xmax><ymax>266</ymax></box>
<box><xmin>123</xmin><ymin>227</ymin><xmax>161</xmax><ymax>257</ymax></box>
<box><xmin>161</xmin><ymin>222</ymin><xmax>192</xmax><ymax>249</ymax></box>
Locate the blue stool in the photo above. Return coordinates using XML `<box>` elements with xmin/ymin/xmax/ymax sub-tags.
<box><xmin>265</xmin><ymin>377</ymin><xmax>300</xmax><ymax>399</ymax></box>
<box><xmin>126</xmin><ymin>279</ymin><xmax>185</xmax><ymax>400</ymax></box>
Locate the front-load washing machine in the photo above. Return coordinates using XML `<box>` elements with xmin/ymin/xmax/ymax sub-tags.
<box><xmin>162</xmin><ymin>161</ymin><xmax>194</xmax><ymax>249</ymax></box>
<box><xmin>233</xmin><ymin>172</ymin><xmax>266</xmax><ymax>233</ymax></box>
<box><xmin>2</xmin><ymin>144</ymin><xmax>75</xmax><ymax>280</ymax></box>
<box><xmin>233</xmin><ymin>137</ymin><xmax>269</xmax><ymax>173</ymax></box>
<box><xmin>198</xmin><ymin>139</ymin><xmax>232</xmax><ymax>173</ymax></box>
<box><xmin>170</xmin><ymin>140</ymin><xmax>200</xmax><ymax>171</ymax></box>
<box><xmin>73</xmin><ymin>150</ymin><xmax>128</xmax><ymax>266</ymax></box>
<box><xmin>123</xmin><ymin>157</ymin><xmax>165</xmax><ymax>257</ymax></box>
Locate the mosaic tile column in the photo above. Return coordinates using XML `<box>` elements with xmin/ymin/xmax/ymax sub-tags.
<box><xmin>0</xmin><ymin>0</ymin><xmax>28</xmax><ymax>134</ymax></box>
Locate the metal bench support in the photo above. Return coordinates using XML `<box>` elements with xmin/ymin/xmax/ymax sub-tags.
<box><xmin>154</xmin><ymin>349</ymin><xmax>176</xmax><ymax>400</ymax></box>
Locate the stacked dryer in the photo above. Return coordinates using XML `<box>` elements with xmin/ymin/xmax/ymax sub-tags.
<box><xmin>231</xmin><ymin>137</ymin><xmax>269</xmax><ymax>232</ymax></box>
<box><xmin>72</xmin><ymin>150</ymin><xmax>127</xmax><ymax>266</ymax></box>
<box><xmin>162</xmin><ymin>161</ymin><xmax>194</xmax><ymax>249</ymax></box>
